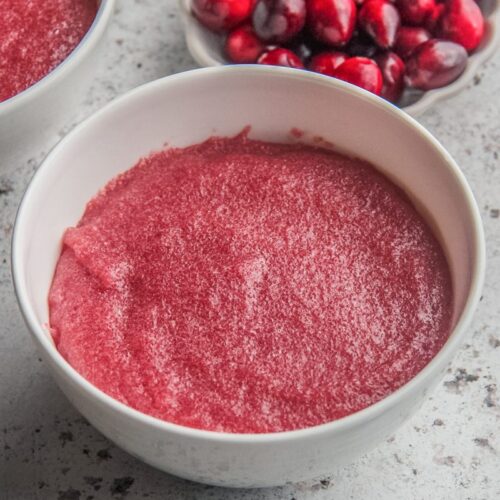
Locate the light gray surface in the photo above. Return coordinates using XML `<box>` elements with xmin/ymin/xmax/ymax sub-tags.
<box><xmin>1</xmin><ymin>1</ymin><xmax>499</xmax><ymax>499</ymax></box>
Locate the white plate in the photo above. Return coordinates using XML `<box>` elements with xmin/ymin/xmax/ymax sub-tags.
<box><xmin>178</xmin><ymin>0</ymin><xmax>500</xmax><ymax>116</ymax></box>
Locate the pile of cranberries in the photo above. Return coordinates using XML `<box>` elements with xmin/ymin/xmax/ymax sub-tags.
<box><xmin>191</xmin><ymin>0</ymin><xmax>485</xmax><ymax>103</ymax></box>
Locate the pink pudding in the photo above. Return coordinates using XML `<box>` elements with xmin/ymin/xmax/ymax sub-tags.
<box><xmin>49</xmin><ymin>133</ymin><xmax>453</xmax><ymax>433</ymax></box>
<box><xmin>0</xmin><ymin>0</ymin><xmax>98</xmax><ymax>102</ymax></box>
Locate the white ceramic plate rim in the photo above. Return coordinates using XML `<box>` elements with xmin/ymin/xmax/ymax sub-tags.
<box><xmin>178</xmin><ymin>0</ymin><xmax>500</xmax><ymax>116</ymax></box>
<box><xmin>0</xmin><ymin>0</ymin><xmax>115</xmax><ymax>114</ymax></box>
<box><xmin>12</xmin><ymin>66</ymin><xmax>486</xmax><ymax>444</ymax></box>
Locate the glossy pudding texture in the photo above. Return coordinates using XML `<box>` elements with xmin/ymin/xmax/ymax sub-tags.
<box><xmin>0</xmin><ymin>0</ymin><xmax>98</xmax><ymax>102</ymax></box>
<box><xmin>49</xmin><ymin>134</ymin><xmax>453</xmax><ymax>433</ymax></box>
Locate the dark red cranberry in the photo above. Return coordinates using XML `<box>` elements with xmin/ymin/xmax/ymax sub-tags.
<box><xmin>376</xmin><ymin>52</ymin><xmax>406</xmax><ymax>102</ymax></box>
<box><xmin>406</xmin><ymin>39</ymin><xmax>467</xmax><ymax>90</ymax></box>
<box><xmin>424</xmin><ymin>3</ymin><xmax>444</xmax><ymax>33</ymax></box>
<box><xmin>252</xmin><ymin>0</ymin><xmax>306</xmax><ymax>43</ymax></box>
<box><xmin>396</xmin><ymin>0</ymin><xmax>436</xmax><ymax>26</ymax></box>
<box><xmin>192</xmin><ymin>0</ymin><xmax>256</xmax><ymax>32</ymax></box>
<box><xmin>359</xmin><ymin>0</ymin><xmax>401</xmax><ymax>49</ymax></box>
<box><xmin>440</xmin><ymin>0</ymin><xmax>485</xmax><ymax>52</ymax></box>
<box><xmin>309</xmin><ymin>51</ymin><xmax>348</xmax><ymax>75</ymax></box>
<box><xmin>347</xmin><ymin>30</ymin><xmax>379</xmax><ymax>57</ymax></box>
<box><xmin>394</xmin><ymin>26</ymin><xmax>431</xmax><ymax>59</ymax></box>
<box><xmin>257</xmin><ymin>47</ymin><xmax>305</xmax><ymax>68</ymax></box>
<box><xmin>333</xmin><ymin>57</ymin><xmax>383</xmax><ymax>94</ymax></box>
<box><xmin>225</xmin><ymin>24</ymin><xmax>265</xmax><ymax>63</ymax></box>
<box><xmin>306</xmin><ymin>0</ymin><xmax>357</xmax><ymax>47</ymax></box>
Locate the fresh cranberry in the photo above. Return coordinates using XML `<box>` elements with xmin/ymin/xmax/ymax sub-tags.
<box><xmin>192</xmin><ymin>0</ymin><xmax>256</xmax><ymax>32</ymax></box>
<box><xmin>440</xmin><ymin>0</ymin><xmax>485</xmax><ymax>52</ymax></box>
<box><xmin>257</xmin><ymin>47</ymin><xmax>305</xmax><ymax>68</ymax></box>
<box><xmin>334</xmin><ymin>57</ymin><xmax>383</xmax><ymax>94</ymax></box>
<box><xmin>396</xmin><ymin>0</ymin><xmax>436</xmax><ymax>26</ymax></box>
<box><xmin>394</xmin><ymin>26</ymin><xmax>431</xmax><ymax>59</ymax></box>
<box><xmin>359</xmin><ymin>0</ymin><xmax>401</xmax><ymax>49</ymax></box>
<box><xmin>425</xmin><ymin>3</ymin><xmax>444</xmax><ymax>33</ymax></box>
<box><xmin>306</xmin><ymin>0</ymin><xmax>357</xmax><ymax>47</ymax></box>
<box><xmin>225</xmin><ymin>24</ymin><xmax>265</xmax><ymax>63</ymax></box>
<box><xmin>252</xmin><ymin>0</ymin><xmax>306</xmax><ymax>43</ymax></box>
<box><xmin>406</xmin><ymin>39</ymin><xmax>467</xmax><ymax>90</ymax></box>
<box><xmin>309</xmin><ymin>51</ymin><xmax>348</xmax><ymax>75</ymax></box>
<box><xmin>376</xmin><ymin>52</ymin><xmax>406</xmax><ymax>101</ymax></box>
<box><xmin>347</xmin><ymin>30</ymin><xmax>379</xmax><ymax>58</ymax></box>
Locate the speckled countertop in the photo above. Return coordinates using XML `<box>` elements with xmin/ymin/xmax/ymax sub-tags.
<box><xmin>0</xmin><ymin>1</ymin><xmax>499</xmax><ymax>499</ymax></box>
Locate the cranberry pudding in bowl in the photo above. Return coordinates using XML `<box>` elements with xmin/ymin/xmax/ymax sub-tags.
<box><xmin>13</xmin><ymin>67</ymin><xmax>484</xmax><ymax>487</ymax></box>
<box><xmin>0</xmin><ymin>0</ymin><xmax>114</xmax><ymax>164</ymax></box>
<box><xmin>0</xmin><ymin>0</ymin><xmax>98</xmax><ymax>102</ymax></box>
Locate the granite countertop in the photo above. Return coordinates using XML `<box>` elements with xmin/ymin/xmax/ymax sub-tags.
<box><xmin>1</xmin><ymin>1</ymin><xmax>499</xmax><ymax>499</ymax></box>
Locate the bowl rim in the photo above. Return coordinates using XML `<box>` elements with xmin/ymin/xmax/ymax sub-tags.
<box><xmin>178</xmin><ymin>0</ymin><xmax>500</xmax><ymax>117</ymax></box>
<box><xmin>12</xmin><ymin>65</ymin><xmax>486</xmax><ymax>444</ymax></box>
<box><xmin>0</xmin><ymin>0</ymin><xmax>115</xmax><ymax>113</ymax></box>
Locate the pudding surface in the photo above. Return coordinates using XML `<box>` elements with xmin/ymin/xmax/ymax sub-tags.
<box><xmin>49</xmin><ymin>134</ymin><xmax>453</xmax><ymax>433</ymax></box>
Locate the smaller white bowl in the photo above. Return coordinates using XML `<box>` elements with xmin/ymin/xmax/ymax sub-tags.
<box><xmin>0</xmin><ymin>0</ymin><xmax>115</xmax><ymax>165</ymax></box>
<box><xmin>178</xmin><ymin>0</ymin><xmax>500</xmax><ymax>116</ymax></box>
<box><xmin>13</xmin><ymin>66</ymin><xmax>484</xmax><ymax>488</ymax></box>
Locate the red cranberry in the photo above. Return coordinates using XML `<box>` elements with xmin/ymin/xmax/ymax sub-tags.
<box><xmin>394</xmin><ymin>26</ymin><xmax>431</xmax><ymax>59</ymax></box>
<box><xmin>440</xmin><ymin>0</ymin><xmax>485</xmax><ymax>52</ymax></box>
<box><xmin>359</xmin><ymin>0</ymin><xmax>401</xmax><ymax>49</ymax></box>
<box><xmin>406</xmin><ymin>39</ymin><xmax>467</xmax><ymax>90</ymax></box>
<box><xmin>309</xmin><ymin>51</ymin><xmax>348</xmax><ymax>75</ymax></box>
<box><xmin>192</xmin><ymin>0</ymin><xmax>256</xmax><ymax>32</ymax></box>
<box><xmin>334</xmin><ymin>57</ymin><xmax>383</xmax><ymax>94</ymax></box>
<box><xmin>396</xmin><ymin>0</ymin><xmax>436</xmax><ymax>26</ymax></box>
<box><xmin>257</xmin><ymin>47</ymin><xmax>305</xmax><ymax>68</ymax></box>
<box><xmin>252</xmin><ymin>0</ymin><xmax>306</xmax><ymax>43</ymax></box>
<box><xmin>376</xmin><ymin>52</ymin><xmax>406</xmax><ymax>102</ymax></box>
<box><xmin>225</xmin><ymin>24</ymin><xmax>265</xmax><ymax>63</ymax></box>
<box><xmin>425</xmin><ymin>3</ymin><xmax>444</xmax><ymax>33</ymax></box>
<box><xmin>306</xmin><ymin>0</ymin><xmax>357</xmax><ymax>47</ymax></box>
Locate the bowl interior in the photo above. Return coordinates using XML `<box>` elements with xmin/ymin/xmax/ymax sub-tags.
<box><xmin>16</xmin><ymin>67</ymin><xmax>479</xmax><ymax>351</ymax></box>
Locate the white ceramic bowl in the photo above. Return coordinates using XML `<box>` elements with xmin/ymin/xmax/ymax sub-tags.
<box><xmin>178</xmin><ymin>0</ymin><xmax>500</xmax><ymax>116</ymax></box>
<box><xmin>0</xmin><ymin>0</ymin><xmax>115</xmax><ymax>165</ymax></box>
<box><xmin>12</xmin><ymin>66</ymin><xmax>485</xmax><ymax>488</ymax></box>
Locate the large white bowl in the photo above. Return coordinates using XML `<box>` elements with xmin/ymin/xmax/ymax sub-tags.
<box><xmin>12</xmin><ymin>66</ymin><xmax>485</xmax><ymax>488</ymax></box>
<box><xmin>0</xmin><ymin>0</ymin><xmax>115</xmax><ymax>165</ymax></box>
<box><xmin>178</xmin><ymin>0</ymin><xmax>500</xmax><ymax>116</ymax></box>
